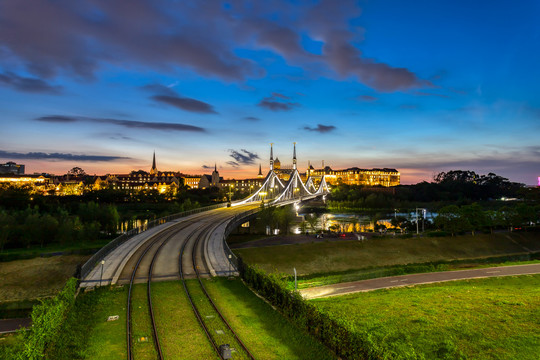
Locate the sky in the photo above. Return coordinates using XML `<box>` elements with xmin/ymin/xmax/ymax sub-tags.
<box><xmin>1</xmin><ymin>0</ymin><xmax>539</xmax><ymax>185</ymax></box>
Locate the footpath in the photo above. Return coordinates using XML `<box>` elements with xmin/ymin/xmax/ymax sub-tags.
<box><xmin>300</xmin><ymin>263</ymin><xmax>540</xmax><ymax>299</ymax></box>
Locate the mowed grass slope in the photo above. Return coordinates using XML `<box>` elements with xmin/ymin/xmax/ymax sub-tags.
<box><xmin>234</xmin><ymin>232</ymin><xmax>539</xmax><ymax>276</ymax></box>
<box><xmin>312</xmin><ymin>275</ymin><xmax>540</xmax><ymax>360</ymax></box>
<box><xmin>204</xmin><ymin>278</ymin><xmax>336</xmax><ymax>360</ymax></box>
<box><xmin>0</xmin><ymin>255</ymin><xmax>88</xmax><ymax>302</ymax></box>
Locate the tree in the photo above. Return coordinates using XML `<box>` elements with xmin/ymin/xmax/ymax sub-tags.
<box><xmin>304</xmin><ymin>214</ymin><xmax>319</xmax><ymax>233</ymax></box>
<box><xmin>435</xmin><ymin>205</ymin><xmax>471</xmax><ymax>236</ymax></box>
<box><xmin>0</xmin><ymin>212</ymin><xmax>15</xmax><ymax>252</ymax></box>
<box><xmin>460</xmin><ymin>203</ymin><xmax>486</xmax><ymax>235</ymax></box>
<box><xmin>67</xmin><ymin>167</ymin><xmax>86</xmax><ymax>176</ymax></box>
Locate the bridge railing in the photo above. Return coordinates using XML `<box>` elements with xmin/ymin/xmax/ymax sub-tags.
<box><xmin>222</xmin><ymin>208</ymin><xmax>261</xmax><ymax>270</ymax></box>
<box><xmin>80</xmin><ymin>202</ymin><xmax>228</xmax><ymax>280</ymax></box>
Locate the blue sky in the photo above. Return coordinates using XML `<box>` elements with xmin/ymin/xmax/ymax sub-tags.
<box><xmin>0</xmin><ymin>0</ymin><xmax>539</xmax><ymax>184</ymax></box>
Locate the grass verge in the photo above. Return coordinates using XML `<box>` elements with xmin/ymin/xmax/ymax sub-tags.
<box><xmin>0</xmin><ymin>255</ymin><xmax>89</xmax><ymax>303</ymax></box>
<box><xmin>204</xmin><ymin>277</ymin><xmax>336</xmax><ymax>360</ymax></box>
<box><xmin>311</xmin><ymin>274</ymin><xmax>540</xmax><ymax>360</ymax></box>
<box><xmin>0</xmin><ymin>239</ymin><xmax>111</xmax><ymax>262</ymax></box>
<box><xmin>152</xmin><ymin>280</ymin><xmax>217</xmax><ymax>360</ymax></box>
<box><xmin>234</xmin><ymin>232</ymin><xmax>539</xmax><ymax>278</ymax></box>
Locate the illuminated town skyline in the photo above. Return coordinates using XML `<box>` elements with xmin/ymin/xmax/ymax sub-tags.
<box><xmin>1</xmin><ymin>1</ymin><xmax>539</xmax><ymax>184</ymax></box>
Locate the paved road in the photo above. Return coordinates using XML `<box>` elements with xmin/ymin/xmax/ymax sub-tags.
<box><xmin>0</xmin><ymin>318</ymin><xmax>31</xmax><ymax>334</ymax></box>
<box><xmin>300</xmin><ymin>263</ymin><xmax>540</xmax><ymax>299</ymax></box>
<box><xmin>81</xmin><ymin>204</ymin><xmax>259</xmax><ymax>287</ymax></box>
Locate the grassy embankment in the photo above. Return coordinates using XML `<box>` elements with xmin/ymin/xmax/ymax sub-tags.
<box><xmin>31</xmin><ymin>279</ymin><xmax>335</xmax><ymax>359</ymax></box>
<box><xmin>0</xmin><ymin>239</ymin><xmax>111</xmax><ymax>262</ymax></box>
<box><xmin>0</xmin><ymin>255</ymin><xmax>88</xmax><ymax>318</ymax></box>
<box><xmin>312</xmin><ymin>275</ymin><xmax>540</xmax><ymax>360</ymax></box>
<box><xmin>233</xmin><ymin>232</ymin><xmax>540</xmax><ymax>288</ymax></box>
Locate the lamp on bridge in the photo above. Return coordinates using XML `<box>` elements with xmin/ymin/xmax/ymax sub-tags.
<box><xmin>260</xmin><ymin>191</ymin><xmax>267</xmax><ymax>206</ymax></box>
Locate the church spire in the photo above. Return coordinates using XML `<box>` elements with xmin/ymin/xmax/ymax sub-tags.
<box><xmin>292</xmin><ymin>142</ymin><xmax>297</xmax><ymax>170</ymax></box>
<box><xmin>150</xmin><ymin>151</ymin><xmax>157</xmax><ymax>175</ymax></box>
<box><xmin>270</xmin><ymin>143</ymin><xmax>274</xmax><ymax>171</ymax></box>
<box><xmin>258</xmin><ymin>163</ymin><xmax>263</xmax><ymax>178</ymax></box>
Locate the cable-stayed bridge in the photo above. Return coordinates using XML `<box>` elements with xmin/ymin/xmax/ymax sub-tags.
<box><xmin>234</xmin><ymin>143</ymin><xmax>329</xmax><ymax>205</ymax></box>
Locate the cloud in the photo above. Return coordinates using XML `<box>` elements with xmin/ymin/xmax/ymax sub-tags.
<box><xmin>303</xmin><ymin>124</ymin><xmax>336</xmax><ymax>133</ymax></box>
<box><xmin>258</xmin><ymin>94</ymin><xmax>300</xmax><ymax>111</ymax></box>
<box><xmin>0</xmin><ymin>1</ymin><xmax>262</xmax><ymax>80</ymax></box>
<box><xmin>35</xmin><ymin>115</ymin><xmax>206</xmax><ymax>132</ymax></box>
<box><xmin>304</xmin><ymin>0</ymin><xmax>430</xmax><ymax>92</ymax></box>
<box><xmin>0</xmin><ymin>150</ymin><xmax>129</xmax><ymax>162</ymax></box>
<box><xmin>201</xmin><ymin>164</ymin><xmax>213</xmax><ymax>170</ymax></box>
<box><xmin>140</xmin><ymin>83</ymin><xmax>177</xmax><ymax>97</ymax></box>
<box><xmin>151</xmin><ymin>95</ymin><xmax>217</xmax><ymax>114</ymax></box>
<box><xmin>0</xmin><ymin>71</ymin><xmax>62</xmax><ymax>94</ymax></box>
<box><xmin>358</xmin><ymin>95</ymin><xmax>378</xmax><ymax>102</ymax></box>
<box><xmin>0</xmin><ymin>1</ymin><xmax>429</xmax><ymax>92</ymax></box>
<box><xmin>272</xmin><ymin>92</ymin><xmax>290</xmax><ymax>99</ymax></box>
<box><xmin>228</xmin><ymin>149</ymin><xmax>259</xmax><ymax>166</ymax></box>
<box><xmin>243</xmin><ymin>116</ymin><xmax>260</xmax><ymax>121</ymax></box>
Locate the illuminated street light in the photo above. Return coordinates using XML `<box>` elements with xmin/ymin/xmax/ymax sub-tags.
<box><xmin>100</xmin><ymin>260</ymin><xmax>105</xmax><ymax>287</ymax></box>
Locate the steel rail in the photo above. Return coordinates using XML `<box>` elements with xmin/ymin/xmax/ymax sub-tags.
<box><xmin>191</xmin><ymin>226</ymin><xmax>257</xmax><ymax>360</ymax></box>
<box><xmin>126</xmin><ymin>221</ymin><xmax>194</xmax><ymax>360</ymax></box>
<box><xmin>179</xmin><ymin>213</ymin><xmax>257</xmax><ymax>360</ymax></box>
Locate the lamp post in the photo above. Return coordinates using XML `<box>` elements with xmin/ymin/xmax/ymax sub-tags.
<box><xmin>100</xmin><ymin>260</ymin><xmax>105</xmax><ymax>287</ymax></box>
<box><xmin>228</xmin><ymin>254</ymin><xmax>232</xmax><ymax>276</ymax></box>
<box><xmin>416</xmin><ymin>208</ymin><xmax>427</xmax><ymax>235</ymax></box>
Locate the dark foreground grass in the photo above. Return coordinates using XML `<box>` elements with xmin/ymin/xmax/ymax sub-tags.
<box><xmin>312</xmin><ymin>275</ymin><xmax>540</xmax><ymax>360</ymax></box>
<box><xmin>234</xmin><ymin>232</ymin><xmax>539</xmax><ymax>278</ymax></box>
<box><xmin>204</xmin><ymin>277</ymin><xmax>336</xmax><ymax>360</ymax></box>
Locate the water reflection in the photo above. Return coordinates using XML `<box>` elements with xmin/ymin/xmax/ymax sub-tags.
<box><xmin>118</xmin><ymin>219</ymin><xmax>149</xmax><ymax>233</ymax></box>
<box><xmin>297</xmin><ymin>211</ymin><xmax>436</xmax><ymax>233</ymax></box>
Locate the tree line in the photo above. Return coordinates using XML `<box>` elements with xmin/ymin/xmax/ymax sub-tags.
<box><xmin>0</xmin><ymin>184</ymin><xmax>221</xmax><ymax>252</ymax></box>
<box><xmin>329</xmin><ymin>170</ymin><xmax>537</xmax><ymax>210</ymax></box>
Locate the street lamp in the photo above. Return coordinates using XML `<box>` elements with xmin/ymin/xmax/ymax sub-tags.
<box><xmin>228</xmin><ymin>254</ymin><xmax>232</xmax><ymax>276</ymax></box>
<box><xmin>100</xmin><ymin>260</ymin><xmax>105</xmax><ymax>287</ymax></box>
<box><xmin>415</xmin><ymin>208</ymin><xmax>427</xmax><ymax>234</ymax></box>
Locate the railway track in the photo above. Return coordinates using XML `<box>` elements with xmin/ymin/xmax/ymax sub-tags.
<box><xmin>180</xmin><ymin>223</ymin><xmax>256</xmax><ymax>360</ymax></box>
<box><xmin>126</xmin><ymin>224</ymin><xmax>182</xmax><ymax>360</ymax></box>
<box><xmin>124</xmin><ymin>206</ymin><xmax>257</xmax><ymax>359</ymax></box>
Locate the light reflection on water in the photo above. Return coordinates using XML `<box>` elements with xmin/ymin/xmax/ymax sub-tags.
<box><xmin>118</xmin><ymin>219</ymin><xmax>148</xmax><ymax>233</ymax></box>
<box><xmin>296</xmin><ymin>211</ymin><xmax>436</xmax><ymax>233</ymax></box>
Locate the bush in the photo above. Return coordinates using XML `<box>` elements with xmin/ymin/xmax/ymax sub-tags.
<box><xmin>19</xmin><ymin>278</ymin><xmax>78</xmax><ymax>360</ymax></box>
<box><xmin>238</xmin><ymin>258</ymin><xmax>388</xmax><ymax>359</ymax></box>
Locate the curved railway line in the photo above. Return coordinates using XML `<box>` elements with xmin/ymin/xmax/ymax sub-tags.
<box><xmin>180</xmin><ymin>224</ymin><xmax>256</xmax><ymax>360</ymax></box>
<box><xmin>124</xmin><ymin>206</ymin><xmax>258</xmax><ymax>359</ymax></box>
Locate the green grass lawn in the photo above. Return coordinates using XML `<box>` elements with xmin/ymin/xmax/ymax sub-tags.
<box><xmin>0</xmin><ymin>239</ymin><xmax>111</xmax><ymax>261</ymax></box>
<box><xmin>311</xmin><ymin>275</ymin><xmax>540</xmax><ymax>360</ymax></box>
<box><xmin>151</xmin><ymin>281</ymin><xmax>217</xmax><ymax>360</ymax></box>
<box><xmin>0</xmin><ymin>255</ymin><xmax>89</xmax><ymax>303</ymax></box>
<box><xmin>234</xmin><ymin>232</ymin><xmax>539</xmax><ymax>278</ymax></box>
<box><xmin>204</xmin><ymin>277</ymin><xmax>336</xmax><ymax>360</ymax></box>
